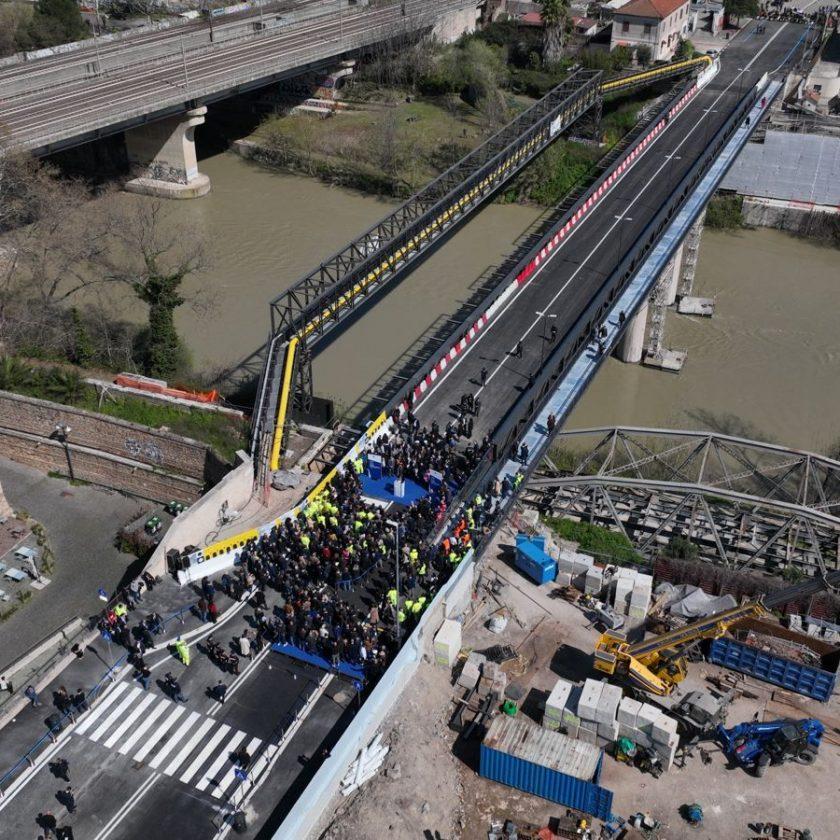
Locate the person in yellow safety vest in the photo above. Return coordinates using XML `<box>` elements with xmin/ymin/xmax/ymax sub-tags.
<box><xmin>404</xmin><ymin>599</ymin><xmax>415</xmax><ymax>614</ymax></box>
<box><xmin>329</xmin><ymin>515</ymin><xmax>339</xmax><ymax>527</ymax></box>
<box><xmin>409</xmin><ymin>547</ymin><xmax>419</xmax><ymax>564</ymax></box>
<box><xmin>114</xmin><ymin>603</ymin><xmax>128</xmax><ymax>618</ymax></box>
<box><xmin>387</xmin><ymin>589</ymin><xmax>398</xmax><ymax>607</ymax></box>
<box><xmin>418</xmin><ymin>562</ymin><xmax>427</xmax><ymax>577</ymax></box>
<box><xmin>300</xmin><ymin>533</ymin><xmax>310</xmax><ymax>550</ymax></box>
<box><xmin>316</xmin><ymin>513</ymin><xmax>326</xmax><ymax>527</ymax></box>
<box><xmin>174</xmin><ymin>638</ymin><xmax>190</xmax><ymax>666</ymax></box>
<box><xmin>513</xmin><ymin>472</ymin><xmax>524</xmax><ymax>489</ymax></box>
<box><xmin>353</xmin><ymin>456</ymin><xmax>364</xmax><ymax>474</ymax></box>
<box><xmin>474</xmin><ymin>494</ymin><xmax>483</xmax><ymax>508</ymax></box>
<box><xmin>449</xmin><ymin>550</ymin><xmax>460</xmax><ymax>565</ymax></box>
<box><xmin>397</xmin><ymin>608</ymin><xmax>407</xmax><ymax>624</ymax></box>
<box><xmin>354</xmin><ymin>518</ymin><xmax>364</xmax><ymax>531</ymax></box>
<box><xmin>466</xmin><ymin>507</ymin><xmax>475</xmax><ymax>529</ymax></box>
<box><xmin>411</xmin><ymin>596</ymin><xmax>426</xmax><ymax>615</ymax></box>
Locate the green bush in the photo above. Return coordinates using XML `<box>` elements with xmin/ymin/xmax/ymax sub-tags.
<box><xmin>706</xmin><ymin>194</ymin><xmax>744</xmax><ymax>229</ymax></box>
<box><xmin>545</xmin><ymin>516</ymin><xmax>645</xmax><ymax>565</ymax></box>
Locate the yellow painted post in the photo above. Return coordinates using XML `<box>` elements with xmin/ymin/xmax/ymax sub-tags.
<box><xmin>269</xmin><ymin>337</ymin><xmax>299</xmax><ymax>471</ymax></box>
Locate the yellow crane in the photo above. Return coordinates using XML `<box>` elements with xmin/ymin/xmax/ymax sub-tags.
<box><xmin>593</xmin><ymin>570</ymin><xmax>840</xmax><ymax>696</ymax></box>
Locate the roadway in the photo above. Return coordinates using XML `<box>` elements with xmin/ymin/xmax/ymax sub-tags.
<box><xmin>410</xmin><ymin>22</ymin><xmax>806</xmax><ymax>442</ymax></box>
<box><xmin>0</xmin><ymin>0</ymin><xmax>461</xmax><ymax>153</ymax></box>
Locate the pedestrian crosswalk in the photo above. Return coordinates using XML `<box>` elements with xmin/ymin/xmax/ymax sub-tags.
<box><xmin>74</xmin><ymin>682</ymin><xmax>272</xmax><ymax>799</ymax></box>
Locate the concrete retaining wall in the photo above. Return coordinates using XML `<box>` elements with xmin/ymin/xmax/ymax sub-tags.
<box><xmin>431</xmin><ymin>4</ymin><xmax>478</xmax><ymax>42</ymax></box>
<box><xmin>145</xmin><ymin>451</ymin><xmax>254</xmax><ymax>576</ymax></box>
<box><xmin>277</xmin><ymin>549</ymin><xmax>478</xmax><ymax>840</ymax></box>
<box><xmin>0</xmin><ymin>426</ymin><xmax>203</xmax><ymax>502</ymax></box>
<box><xmin>0</xmin><ymin>390</ymin><xmax>216</xmax><ymax>480</ymax></box>
<box><xmin>740</xmin><ymin>195</ymin><xmax>840</xmax><ymax>235</ymax></box>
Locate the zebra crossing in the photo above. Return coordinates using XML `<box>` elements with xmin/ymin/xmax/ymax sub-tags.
<box><xmin>74</xmin><ymin>682</ymin><xmax>275</xmax><ymax>799</ymax></box>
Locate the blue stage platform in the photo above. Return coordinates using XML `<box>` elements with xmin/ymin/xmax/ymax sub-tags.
<box><xmin>271</xmin><ymin>642</ymin><xmax>366</xmax><ymax>682</ymax></box>
<box><xmin>360</xmin><ymin>473</ymin><xmax>429</xmax><ymax>505</ymax></box>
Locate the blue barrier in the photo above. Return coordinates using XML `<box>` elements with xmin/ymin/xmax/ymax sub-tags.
<box><xmin>271</xmin><ymin>643</ymin><xmax>366</xmax><ymax>682</ymax></box>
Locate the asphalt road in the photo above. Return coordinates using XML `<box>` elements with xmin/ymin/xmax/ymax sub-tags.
<box><xmin>412</xmin><ymin>22</ymin><xmax>807</xmax><ymax>441</ymax></box>
<box><xmin>0</xmin><ymin>0</ymin><xmax>456</xmax><ymax>152</ymax></box>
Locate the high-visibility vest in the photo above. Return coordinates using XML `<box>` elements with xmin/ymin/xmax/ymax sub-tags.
<box><xmin>398</xmin><ymin>609</ymin><xmax>407</xmax><ymax>623</ymax></box>
<box><xmin>354</xmin><ymin>520</ymin><xmax>364</xmax><ymax>531</ymax></box>
<box><xmin>404</xmin><ymin>599</ymin><xmax>415</xmax><ymax>612</ymax></box>
<box><xmin>514</xmin><ymin>473</ymin><xmax>524</xmax><ymax>488</ymax></box>
<box><xmin>387</xmin><ymin>589</ymin><xmax>398</xmax><ymax>606</ymax></box>
<box><xmin>354</xmin><ymin>458</ymin><xmax>364</xmax><ymax>474</ymax></box>
<box><xmin>474</xmin><ymin>494</ymin><xmax>484</xmax><ymax>507</ymax></box>
<box><xmin>411</xmin><ymin>597</ymin><xmax>426</xmax><ymax>614</ymax></box>
<box><xmin>418</xmin><ymin>563</ymin><xmax>427</xmax><ymax>576</ymax></box>
<box><xmin>409</xmin><ymin>548</ymin><xmax>418</xmax><ymax>563</ymax></box>
<box><xmin>114</xmin><ymin>603</ymin><xmax>127</xmax><ymax>617</ymax></box>
<box><xmin>300</xmin><ymin>534</ymin><xmax>310</xmax><ymax>549</ymax></box>
<box><xmin>317</xmin><ymin>515</ymin><xmax>326</xmax><ymax>527</ymax></box>
<box><xmin>449</xmin><ymin>551</ymin><xmax>459</xmax><ymax>565</ymax></box>
<box><xmin>329</xmin><ymin>516</ymin><xmax>338</xmax><ymax>527</ymax></box>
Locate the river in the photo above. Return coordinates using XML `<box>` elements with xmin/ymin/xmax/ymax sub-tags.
<box><xmin>135</xmin><ymin>151</ymin><xmax>839</xmax><ymax>453</ymax></box>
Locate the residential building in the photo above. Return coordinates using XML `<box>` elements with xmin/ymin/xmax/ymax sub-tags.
<box><xmin>610</xmin><ymin>0</ymin><xmax>691</xmax><ymax>61</ymax></box>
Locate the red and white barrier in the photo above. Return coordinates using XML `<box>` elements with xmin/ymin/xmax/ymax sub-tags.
<box><xmin>400</xmin><ymin>82</ymin><xmax>704</xmax><ymax>414</ymax></box>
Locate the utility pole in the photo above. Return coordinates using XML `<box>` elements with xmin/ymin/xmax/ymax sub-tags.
<box><xmin>387</xmin><ymin>519</ymin><xmax>401</xmax><ymax>643</ymax></box>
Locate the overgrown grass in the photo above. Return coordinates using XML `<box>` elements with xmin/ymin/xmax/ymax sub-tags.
<box><xmin>545</xmin><ymin>516</ymin><xmax>645</xmax><ymax>566</ymax></box>
<box><xmin>706</xmin><ymin>194</ymin><xmax>745</xmax><ymax>230</ymax></box>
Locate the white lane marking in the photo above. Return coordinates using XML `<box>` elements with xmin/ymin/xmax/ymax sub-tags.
<box><xmin>195</xmin><ymin>730</ymin><xmax>247</xmax><ymax>792</ymax></box>
<box><xmin>117</xmin><ymin>698</ymin><xmax>169</xmax><ymax>755</ymax></box>
<box><xmin>148</xmin><ymin>710</ymin><xmax>201</xmax><ymax>770</ymax></box>
<box><xmin>132</xmin><ymin>704</ymin><xmax>186</xmax><ymax>763</ymax></box>
<box><xmin>414</xmin><ymin>25</ymin><xmax>789</xmax><ymax>414</ymax></box>
<box><xmin>89</xmin><ymin>686</ymin><xmax>143</xmax><ymax>742</ymax></box>
<box><xmin>74</xmin><ymin>681</ymin><xmax>129</xmax><ymax>735</ymax></box>
<box><xmin>0</xmin><ymin>733</ymin><xmax>70</xmax><ymax>812</ymax></box>
<box><xmin>211</xmin><ymin>736</ymin><xmax>262</xmax><ymax>799</ymax></box>
<box><xmin>179</xmin><ymin>723</ymin><xmax>232</xmax><ymax>785</ymax></box>
<box><xmin>162</xmin><ymin>716</ymin><xmax>216</xmax><ymax>777</ymax></box>
<box><xmin>103</xmin><ymin>692</ymin><xmax>157</xmax><ymax>749</ymax></box>
<box><xmin>92</xmin><ymin>772</ymin><xmax>160</xmax><ymax>840</ymax></box>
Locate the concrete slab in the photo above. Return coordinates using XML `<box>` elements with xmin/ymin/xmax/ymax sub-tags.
<box><xmin>677</xmin><ymin>295</ymin><xmax>715</xmax><ymax>315</ymax></box>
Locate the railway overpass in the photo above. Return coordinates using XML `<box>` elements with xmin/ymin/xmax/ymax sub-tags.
<box><xmin>0</xmin><ymin>0</ymin><xmax>477</xmax><ymax>195</ymax></box>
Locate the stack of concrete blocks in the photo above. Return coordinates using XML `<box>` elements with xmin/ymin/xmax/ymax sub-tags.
<box><xmin>561</xmin><ymin>685</ymin><xmax>582</xmax><ymax>739</ymax></box>
<box><xmin>612</xmin><ymin>567</ymin><xmax>637</xmax><ymax>616</ymax></box>
<box><xmin>543</xmin><ymin>677</ymin><xmax>574</xmax><ymax>732</ymax></box>
<box><xmin>585</xmin><ymin>564</ymin><xmax>605</xmax><ymax>596</ymax></box>
<box><xmin>575</xmin><ymin>678</ymin><xmax>603</xmax><ymax>746</ymax></box>
<box><xmin>556</xmin><ymin>548</ymin><xmax>596</xmax><ymax>591</ymax></box>
<box><xmin>433</xmin><ymin>619</ymin><xmax>462</xmax><ymax>668</ymax></box>
<box><xmin>629</xmin><ymin>573</ymin><xmax>653</xmax><ymax>620</ymax></box>
<box><xmin>651</xmin><ymin>712</ymin><xmax>680</xmax><ymax>770</ymax></box>
<box><xmin>594</xmin><ymin>683</ymin><xmax>622</xmax><ymax>746</ymax></box>
<box><xmin>616</xmin><ymin>698</ymin><xmax>680</xmax><ymax>771</ymax></box>
<box><xmin>457</xmin><ymin>651</ymin><xmax>487</xmax><ymax>690</ymax></box>
<box><xmin>479</xmin><ymin>660</ymin><xmax>507</xmax><ymax>699</ymax></box>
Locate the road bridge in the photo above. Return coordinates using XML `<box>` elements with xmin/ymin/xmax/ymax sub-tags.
<box><xmin>0</xmin><ymin>0</ymin><xmax>476</xmax><ymax>194</ymax></box>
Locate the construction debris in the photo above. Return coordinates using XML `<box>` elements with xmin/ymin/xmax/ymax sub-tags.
<box><xmin>340</xmin><ymin>733</ymin><xmax>389</xmax><ymax>796</ymax></box>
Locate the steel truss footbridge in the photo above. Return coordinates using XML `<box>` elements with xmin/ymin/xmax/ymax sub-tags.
<box><xmin>523</xmin><ymin>426</ymin><xmax>840</xmax><ymax>577</ymax></box>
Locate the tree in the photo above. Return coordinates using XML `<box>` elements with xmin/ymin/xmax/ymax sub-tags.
<box><xmin>105</xmin><ymin>200</ymin><xmax>209</xmax><ymax>379</ymax></box>
<box><xmin>537</xmin><ymin>0</ymin><xmax>570</xmax><ymax>65</ymax></box>
<box><xmin>26</xmin><ymin>0</ymin><xmax>87</xmax><ymax>50</ymax></box>
<box><xmin>724</xmin><ymin>0</ymin><xmax>758</xmax><ymax>22</ymax></box>
<box><xmin>675</xmin><ymin>37</ymin><xmax>695</xmax><ymax>60</ymax></box>
<box><xmin>636</xmin><ymin>45</ymin><xmax>652</xmax><ymax>66</ymax></box>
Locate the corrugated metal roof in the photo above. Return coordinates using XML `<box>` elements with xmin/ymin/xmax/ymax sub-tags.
<box><xmin>721</xmin><ymin>131</ymin><xmax>840</xmax><ymax>206</ymax></box>
<box><xmin>483</xmin><ymin>715</ymin><xmax>601</xmax><ymax>781</ymax></box>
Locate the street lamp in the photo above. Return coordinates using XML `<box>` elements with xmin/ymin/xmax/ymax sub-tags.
<box><xmin>386</xmin><ymin>519</ymin><xmax>401</xmax><ymax>643</ymax></box>
<box><xmin>53</xmin><ymin>424</ymin><xmax>75</xmax><ymax>482</ymax></box>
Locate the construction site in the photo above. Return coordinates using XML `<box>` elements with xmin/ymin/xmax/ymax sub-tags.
<box><xmin>322</xmin><ymin>476</ymin><xmax>840</xmax><ymax>840</ymax></box>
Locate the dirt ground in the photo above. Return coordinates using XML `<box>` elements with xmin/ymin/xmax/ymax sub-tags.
<box><xmin>324</xmin><ymin>522</ymin><xmax>840</xmax><ymax>840</ymax></box>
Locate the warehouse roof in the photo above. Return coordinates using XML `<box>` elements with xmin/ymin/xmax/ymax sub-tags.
<box><xmin>721</xmin><ymin>131</ymin><xmax>840</xmax><ymax>206</ymax></box>
<box><xmin>483</xmin><ymin>715</ymin><xmax>601</xmax><ymax>781</ymax></box>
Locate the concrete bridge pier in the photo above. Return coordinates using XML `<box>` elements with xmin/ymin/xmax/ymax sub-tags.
<box><xmin>124</xmin><ymin>106</ymin><xmax>211</xmax><ymax>199</ymax></box>
<box><xmin>677</xmin><ymin>209</ymin><xmax>715</xmax><ymax>316</ymax></box>
<box><xmin>615</xmin><ymin>301</ymin><xmax>648</xmax><ymax>364</ymax></box>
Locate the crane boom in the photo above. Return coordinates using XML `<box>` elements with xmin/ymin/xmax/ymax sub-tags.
<box><xmin>594</xmin><ymin>568</ymin><xmax>840</xmax><ymax>695</ymax></box>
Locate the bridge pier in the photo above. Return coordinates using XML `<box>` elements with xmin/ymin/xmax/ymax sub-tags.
<box><xmin>124</xmin><ymin>106</ymin><xmax>211</xmax><ymax>199</ymax></box>
<box><xmin>676</xmin><ymin>209</ymin><xmax>715</xmax><ymax>316</ymax></box>
<box><xmin>615</xmin><ymin>301</ymin><xmax>648</xmax><ymax>364</ymax></box>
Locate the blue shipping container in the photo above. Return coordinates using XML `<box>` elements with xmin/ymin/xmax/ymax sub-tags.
<box><xmin>709</xmin><ymin>637</ymin><xmax>837</xmax><ymax>702</ymax></box>
<box><xmin>480</xmin><ymin>716</ymin><xmax>614</xmax><ymax>821</ymax></box>
<box><xmin>515</xmin><ymin>534</ymin><xmax>557</xmax><ymax>585</ymax></box>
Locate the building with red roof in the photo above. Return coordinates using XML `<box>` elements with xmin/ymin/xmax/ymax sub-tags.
<box><xmin>610</xmin><ymin>0</ymin><xmax>691</xmax><ymax>60</ymax></box>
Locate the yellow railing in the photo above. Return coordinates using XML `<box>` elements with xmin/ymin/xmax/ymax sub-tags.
<box><xmin>599</xmin><ymin>55</ymin><xmax>711</xmax><ymax>94</ymax></box>
<box><xmin>269</xmin><ymin>336</ymin><xmax>299</xmax><ymax>472</ymax></box>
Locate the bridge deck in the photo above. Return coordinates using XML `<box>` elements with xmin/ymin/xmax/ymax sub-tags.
<box><xmin>411</xmin><ymin>23</ymin><xmax>803</xmax><ymax>442</ymax></box>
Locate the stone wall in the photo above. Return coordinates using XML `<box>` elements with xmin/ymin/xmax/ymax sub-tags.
<box><xmin>0</xmin><ymin>428</ymin><xmax>203</xmax><ymax>502</ymax></box>
<box><xmin>0</xmin><ymin>390</ymin><xmax>218</xmax><ymax>481</ymax></box>
<box><xmin>741</xmin><ymin>196</ymin><xmax>840</xmax><ymax>236</ymax></box>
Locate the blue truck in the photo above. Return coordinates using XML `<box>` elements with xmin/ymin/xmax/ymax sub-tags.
<box><xmin>716</xmin><ymin>717</ymin><xmax>824</xmax><ymax>777</ymax></box>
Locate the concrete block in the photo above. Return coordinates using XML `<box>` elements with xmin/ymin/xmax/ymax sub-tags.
<box><xmin>617</xmin><ymin>723</ymin><xmax>651</xmax><ymax>748</ymax></box>
<box><xmin>579</xmin><ymin>717</ymin><xmax>598</xmax><ymax>733</ymax></box>
<box><xmin>562</xmin><ymin>686</ymin><xmax>582</xmax><ymax>727</ymax></box>
<box><xmin>598</xmin><ymin>719</ymin><xmax>619</xmax><ymax>741</ymax></box>
<box><xmin>543</xmin><ymin>714</ymin><xmax>561</xmax><ymax>732</ymax></box>
<box><xmin>617</xmin><ymin>697</ymin><xmax>642</xmax><ymax>728</ymax></box>
<box><xmin>563</xmin><ymin>722</ymin><xmax>579</xmax><ymax>740</ymax></box>
<box><xmin>433</xmin><ymin>619</ymin><xmax>461</xmax><ymax>668</ymax></box>
<box><xmin>628</xmin><ymin>606</ymin><xmax>648</xmax><ymax>620</ymax></box>
<box><xmin>578</xmin><ymin>728</ymin><xmax>597</xmax><ymax>746</ymax></box>
<box><xmin>456</xmin><ymin>652</ymin><xmax>485</xmax><ymax>689</ymax></box>
<box><xmin>635</xmin><ymin>703</ymin><xmax>661</xmax><ymax>734</ymax></box>
<box><xmin>545</xmin><ymin>678</ymin><xmax>574</xmax><ymax>722</ymax></box>
<box><xmin>557</xmin><ymin>549</ymin><xmax>577</xmax><ymax>574</ymax></box>
<box><xmin>652</xmin><ymin>714</ymin><xmax>679</xmax><ymax>745</ymax></box>
<box><xmin>573</xmin><ymin>553</ymin><xmax>594</xmax><ymax>576</ymax></box>
<box><xmin>577</xmin><ymin>679</ymin><xmax>603</xmax><ymax>721</ymax></box>
<box><xmin>596</xmin><ymin>735</ymin><xmax>613</xmax><ymax>750</ymax></box>
<box><xmin>654</xmin><ymin>739</ymin><xmax>678</xmax><ymax>770</ymax></box>
<box><xmin>585</xmin><ymin>566</ymin><xmax>605</xmax><ymax>595</ymax></box>
<box><xmin>595</xmin><ymin>683</ymin><xmax>623</xmax><ymax>725</ymax></box>
<box><xmin>555</xmin><ymin>571</ymin><xmax>573</xmax><ymax>587</ymax></box>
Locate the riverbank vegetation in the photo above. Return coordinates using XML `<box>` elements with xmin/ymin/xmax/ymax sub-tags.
<box><xmin>705</xmin><ymin>193</ymin><xmax>745</xmax><ymax>229</ymax></box>
<box><xmin>248</xmin><ymin>22</ymin><xmax>663</xmax><ymax>207</ymax></box>
<box><xmin>0</xmin><ymin>355</ymin><xmax>248</xmax><ymax>460</ymax></box>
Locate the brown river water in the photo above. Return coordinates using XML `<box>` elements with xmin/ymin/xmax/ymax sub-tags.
<box><xmin>110</xmin><ymin>151</ymin><xmax>840</xmax><ymax>454</ymax></box>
